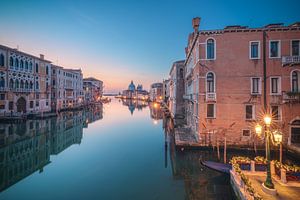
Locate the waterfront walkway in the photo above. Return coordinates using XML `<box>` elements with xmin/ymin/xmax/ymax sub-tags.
<box><xmin>243</xmin><ymin>171</ymin><xmax>300</xmax><ymax>200</ymax></box>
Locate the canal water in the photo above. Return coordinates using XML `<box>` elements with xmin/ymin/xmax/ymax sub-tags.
<box><xmin>0</xmin><ymin>99</ymin><xmax>236</xmax><ymax>200</ymax></box>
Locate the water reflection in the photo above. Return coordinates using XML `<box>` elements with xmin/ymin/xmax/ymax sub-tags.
<box><xmin>0</xmin><ymin>103</ymin><xmax>103</xmax><ymax>192</ymax></box>
<box><xmin>121</xmin><ymin>99</ymin><xmax>148</xmax><ymax>115</ymax></box>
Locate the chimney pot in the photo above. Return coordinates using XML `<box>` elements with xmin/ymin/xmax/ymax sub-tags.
<box><xmin>192</xmin><ymin>17</ymin><xmax>201</xmax><ymax>32</ymax></box>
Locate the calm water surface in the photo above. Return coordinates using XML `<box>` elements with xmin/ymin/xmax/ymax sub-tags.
<box><xmin>0</xmin><ymin>99</ymin><xmax>235</xmax><ymax>200</ymax></box>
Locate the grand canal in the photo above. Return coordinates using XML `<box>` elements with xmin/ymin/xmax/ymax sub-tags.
<box><xmin>0</xmin><ymin>99</ymin><xmax>236</xmax><ymax>200</ymax></box>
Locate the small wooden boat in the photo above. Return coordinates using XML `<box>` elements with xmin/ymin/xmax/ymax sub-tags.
<box><xmin>201</xmin><ymin>161</ymin><xmax>231</xmax><ymax>174</ymax></box>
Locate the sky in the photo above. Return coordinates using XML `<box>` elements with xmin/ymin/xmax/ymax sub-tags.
<box><xmin>0</xmin><ymin>0</ymin><xmax>299</xmax><ymax>93</ymax></box>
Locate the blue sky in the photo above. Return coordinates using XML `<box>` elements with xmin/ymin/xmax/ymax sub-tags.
<box><xmin>0</xmin><ymin>0</ymin><xmax>299</xmax><ymax>92</ymax></box>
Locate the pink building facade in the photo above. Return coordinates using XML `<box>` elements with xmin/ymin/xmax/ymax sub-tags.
<box><xmin>184</xmin><ymin>18</ymin><xmax>300</xmax><ymax>151</ymax></box>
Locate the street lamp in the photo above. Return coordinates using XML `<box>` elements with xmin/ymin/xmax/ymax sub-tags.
<box><xmin>255</xmin><ymin>114</ymin><xmax>283</xmax><ymax>191</ymax></box>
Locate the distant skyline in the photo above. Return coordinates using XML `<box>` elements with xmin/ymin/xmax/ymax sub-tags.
<box><xmin>0</xmin><ymin>0</ymin><xmax>299</xmax><ymax>92</ymax></box>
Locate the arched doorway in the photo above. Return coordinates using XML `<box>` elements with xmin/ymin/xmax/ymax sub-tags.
<box><xmin>291</xmin><ymin>120</ymin><xmax>300</xmax><ymax>144</ymax></box>
<box><xmin>17</xmin><ymin>97</ymin><xmax>26</xmax><ymax>113</ymax></box>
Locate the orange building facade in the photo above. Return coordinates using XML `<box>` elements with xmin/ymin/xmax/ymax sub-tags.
<box><xmin>184</xmin><ymin>18</ymin><xmax>300</xmax><ymax>151</ymax></box>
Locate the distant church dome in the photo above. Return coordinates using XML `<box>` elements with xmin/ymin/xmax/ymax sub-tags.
<box><xmin>137</xmin><ymin>84</ymin><xmax>143</xmax><ymax>91</ymax></box>
<box><xmin>128</xmin><ymin>80</ymin><xmax>136</xmax><ymax>91</ymax></box>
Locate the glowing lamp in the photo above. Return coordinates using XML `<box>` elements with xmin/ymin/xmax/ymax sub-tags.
<box><xmin>273</xmin><ymin>130</ymin><xmax>283</xmax><ymax>144</ymax></box>
<box><xmin>264</xmin><ymin>115</ymin><xmax>272</xmax><ymax>126</ymax></box>
<box><xmin>255</xmin><ymin>124</ymin><xmax>262</xmax><ymax>136</ymax></box>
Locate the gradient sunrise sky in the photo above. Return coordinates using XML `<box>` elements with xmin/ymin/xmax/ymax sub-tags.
<box><xmin>0</xmin><ymin>0</ymin><xmax>299</xmax><ymax>92</ymax></box>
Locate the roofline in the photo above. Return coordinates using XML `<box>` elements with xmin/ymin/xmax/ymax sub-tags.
<box><xmin>0</xmin><ymin>44</ymin><xmax>52</xmax><ymax>63</ymax></box>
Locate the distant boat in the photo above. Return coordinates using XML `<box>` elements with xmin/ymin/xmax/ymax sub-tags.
<box><xmin>201</xmin><ymin>161</ymin><xmax>231</xmax><ymax>174</ymax></box>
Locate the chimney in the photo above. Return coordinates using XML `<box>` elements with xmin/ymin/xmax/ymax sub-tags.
<box><xmin>192</xmin><ymin>17</ymin><xmax>200</xmax><ymax>33</ymax></box>
<box><xmin>40</xmin><ymin>54</ymin><xmax>44</xmax><ymax>60</ymax></box>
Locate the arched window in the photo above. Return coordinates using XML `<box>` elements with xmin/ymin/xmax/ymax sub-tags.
<box><xmin>20</xmin><ymin>60</ymin><xmax>24</xmax><ymax>70</ymax></box>
<box><xmin>25</xmin><ymin>61</ymin><xmax>28</xmax><ymax>70</ymax></box>
<box><xmin>30</xmin><ymin>81</ymin><xmax>33</xmax><ymax>89</ymax></box>
<box><xmin>36</xmin><ymin>81</ymin><xmax>39</xmax><ymax>90</ymax></box>
<box><xmin>15</xmin><ymin>79</ymin><xmax>19</xmax><ymax>88</ymax></box>
<box><xmin>20</xmin><ymin>80</ymin><xmax>24</xmax><ymax>88</ymax></box>
<box><xmin>206</xmin><ymin>39</ymin><xmax>215</xmax><ymax>59</ymax></box>
<box><xmin>179</xmin><ymin>68</ymin><xmax>183</xmax><ymax>79</ymax></box>
<box><xmin>9</xmin><ymin>79</ymin><xmax>14</xmax><ymax>88</ymax></box>
<box><xmin>10</xmin><ymin>57</ymin><xmax>14</xmax><ymax>67</ymax></box>
<box><xmin>29</xmin><ymin>62</ymin><xmax>33</xmax><ymax>71</ymax></box>
<box><xmin>35</xmin><ymin>63</ymin><xmax>39</xmax><ymax>73</ymax></box>
<box><xmin>206</xmin><ymin>72</ymin><xmax>215</xmax><ymax>92</ymax></box>
<box><xmin>292</xmin><ymin>71</ymin><xmax>299</xmax><ymax>92</ymax></box>
<box><xmin>0</xmin><ymin>77</ymin><xmax>5</xmax><ymax>87</ymax></box>
<box><xmin>15</xmin><ymin>58</ymin><xmax>19</xmax><ymax>69</ymax></box>
<box><xmin>25</xmin><ymin>80</ymin><xmax>29</xmax><ymax>89</ymax></box>
<box><xmin>46</xmin><ymin>66</ymin><xmax>49</xmax><ymax>75</ymax></box>
<box><xmin>0</xmin><ymin>54</ymin><xmax>4</xmax><ymax>66</ymax></box>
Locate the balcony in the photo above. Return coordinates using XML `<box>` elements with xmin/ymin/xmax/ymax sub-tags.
<box><xmin>183</xmin><ymin>94</ymin><xmax>193</xmax><ymax>101</ymax></box>
<box><xmin>282</xmin><ymin>91</ymin><xmax>300</xmax><ymax>103</ymax></box>
<box><xmin>206</xmin><ymin>92</ymin><xmax>216</xmax><ymax>102</ymax></box>
<box><xmin>11</xmin><ymin>88</ymin><xmax>33</xmax><ymax>93</ymax></box>
<box><xmin>282</xmin><ymin>56</ymin><xmax>300</xmax><ymax>66</ymax></box>
<box><xmin>0</xmin><ymin>87</ymin><xmax>9</xmax><ymax>92</ymax></box>
<box><xmin>269</xmin><ymin>94</ymin><xmax>282</xmax><ymax>104</ymax></box>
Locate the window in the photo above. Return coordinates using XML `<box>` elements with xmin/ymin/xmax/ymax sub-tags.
<box><xmin>251</xmin><ymin>77</ymin><xmax>261</xmax><ymax>94</ymax></box>
<box><xmin>15</xmin><ymin>79</ymin><xmax>19</xmax><ymax>88</ymax></box>
<box><xmin>245</xmin><ymin>105</ymin><xmax>254</xmax><ymax>120</ymax></box>
<box><xmin>250</xmin><ymin>41</ymin><xmax>260</xmax><ymax>59</ymax></box>
<box><xmin>15</xmin><ymin>58</ymin><xmax>19</xmax><ymax>69</ymax></box>
<box><xmin>20</xmin><ymin>60</ymin><xmax>24</xmax><ymax>70</ymax></box>
<box><xmin>9</xmin><ymin>101</ymin><xmax>13</xmax><ymax>110</ymax></box>
<box><xmin>0</xmin><ymin>105</ymin><xmax>4</xmax><ymax>110</ymax></box>
<box><xmin>36</xmin><ymin>93</ymin><xmax>39</xmax><ymax>99</ymax></box>
<box><xmin>292</xmin><ymin>40</ymin><xmax>300</xmax><ymax>56</ymax></box>
<box><xmin>206</xmin><ymin>39</ymin><xmax>215</xmax><ymax>59</ymax></box>
<box><xmin>207</xmin><ymin>104</ymin><xmax>215</xmax><ymax>118</ymax></box>
<box><xmin>0</xmin><ymin>94</ymin><xmax>5</xmax><ymax>100</ymax></box>
<box><xmin>10</xmin><ymin>57</ymin><xmax>14</xmax><ymax>67</ymax></box>
<box><xmin>9</xmin><ymin>79</ymin><xmax>14</xmax><ymax>88</ymax></box>
<box><xmin>46</xmin><ymin>101</ymin><xmax>49</xmax><ymax>106</ymax></box>
<box><xmin>270</xmin><ymin>41</ymin><xmax>280</xmax><ymax>58</ymax></box>
<box><xmin>0</xmin><ymin>54</ymin><xmax>4</xmax><ymax>66</ymax></box>
<box><xmin>292</xmin><ymin>71</ymin><xmax>299</xmax><ymax>92</ymax></box>
<box><xmin>291</xmin><ymin>120</ymin><xmax>300</xmax><ymax>144</ymax></box>
<box><xmin>270</xmin><ymin>77</ymin><xmax>281</xmax><ymax>94</ymax></box>
<box><xmin>30</xmin><ymin>81</ymin><xmax>33</xmax><ymax>89</ymax></box>
<box><xmin>30</xmin><ymin>101</ymin><xmax>33</xmax><ymax>108</ymax></box>
<box><xmin>242</xmin><ymin>129</ymin><xmax>251</xmax><ymax>137</ymax></box>
<box><xmin>25</xmin><ymin>61</ymin><xmax>28</xmax><ymax>70</ymax></box>
<box><xmin>36</xmin><ymin>101</ymin><xmax>39</xmax><ymax>107</ymax></box>
<box><xmin>25</xmin><ymin>81</ymin><xmax>28</xmax><ymax>89</ymax></box>
<box><xmin>20</xmin><ymin>80</ymin><xmax>24</xmax><ymax>89</ymax></box>
<box><xmin>46</xmin><ymin>66</ymin><xmax>49</xmax><ymax>75</ymax></box>
<box><xmin>0</xmin><ymin>77</ymin><xmax>5</xmax><ymax>87</ymax></box>
<box><xmin>29</xmin><ymin>62</ymin><xmax>32</xmax><ymax>71</ymax></box>
<box><xmin>35</xmin><ymin>63</ymin><xmax>39</xmax><ymax>73</ymax></box>
<box><xmin>206</xmin><ymin>72</ymin><xmax>215</xmax><ymax>92</ymax></box>
<box><xmin>271</xmin><ymin>106</ymin><xmax>280</xmax><ymax>121</ymax></box>
<box><xmin>35</xmin><ymin>81</ymin><xmax>39</xmax><ymax>90</ymax></box>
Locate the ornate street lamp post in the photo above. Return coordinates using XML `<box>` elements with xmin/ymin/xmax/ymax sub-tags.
<box><xmin>255</xmin><ymin>115</ymin><xmax>283</xmax><ymax>191</ymax></box>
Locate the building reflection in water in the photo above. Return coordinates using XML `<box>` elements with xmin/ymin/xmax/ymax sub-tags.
<box><xmin>0</xmin><ymin>103</ymin><xmax>103</xmax><ymax>192</ymax></box>
<box><xmin>121</xmin><ymin>99</ymin><xmax>148</xmax><ymax>115</ymax></box>
<box><xmin>162</xmin><ymin>116</ymin><xmax>235</xmax><ymax>200</ymax></box>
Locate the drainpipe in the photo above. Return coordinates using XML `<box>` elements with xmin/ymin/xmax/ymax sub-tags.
<box><xmin>263</xmin><ymin>30</ymin><xmax>267</xmax><ymax>110</ymax></box>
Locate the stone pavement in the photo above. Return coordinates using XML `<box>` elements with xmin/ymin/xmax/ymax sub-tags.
<box><xmin>243</xmin><ymin>171</ymin><xmax>300</xmax><ymax>200</ymax></box>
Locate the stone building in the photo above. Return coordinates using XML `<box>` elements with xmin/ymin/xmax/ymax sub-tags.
<box><xmin>149</xmin><ymin>82</ymin><xmax>163</xmax><ymax>102</ymax></box>
<box><xmin>83</xmin><ymin>77</ymin><xmax>103</xmax><ymax>104</ymax></box>
<box><xmin>182</xmin><ymin>18</ymin><xmax>300</xmax><ymax>150</ymax></box>
<box><xmin>51</xmin><ymin>65</ymin><xmax>83</xmax><ymax>112</ymax></box>
<box><xmin>169</xmin><ymin>60</ymin><xmax>185</xmax><ymax>119</ymax></box>
<box><xmin>0</xmin><ymin>45</ymin><xmax>51</xmax><ymax>115</ymax></box>
<box><xmin>162</xmin><ymin>79</ymin><xmax>170</xmax><ymax>104</ymax></box>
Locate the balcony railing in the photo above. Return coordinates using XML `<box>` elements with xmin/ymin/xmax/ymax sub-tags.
<box><xmin>183</xmin><ymin>94</ymin><xmax>193</xmax><ymax>101</ymax></box>
<box><xmin>10</xmin><ymin>88</ymin><xmax>33</xmax><ymax>93</ymax></box>
<box><xmin>282</xmin><ymin>91</ymin><xmax>300</xmax><ymax>103</ymax></box>
<box><xmin>282</xmin><ymin>56</ymin><xmax>300</xmax><ymax>66</ymax></box>
<box><xmin>206</xmin><ymin>92</ymin><xmax>216</xmax><ymax>102</ymax></box>
<box><xmin>0</xmin><ymin>87</ymin><xmax>9</xmax><ymax>92</ymax></box>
